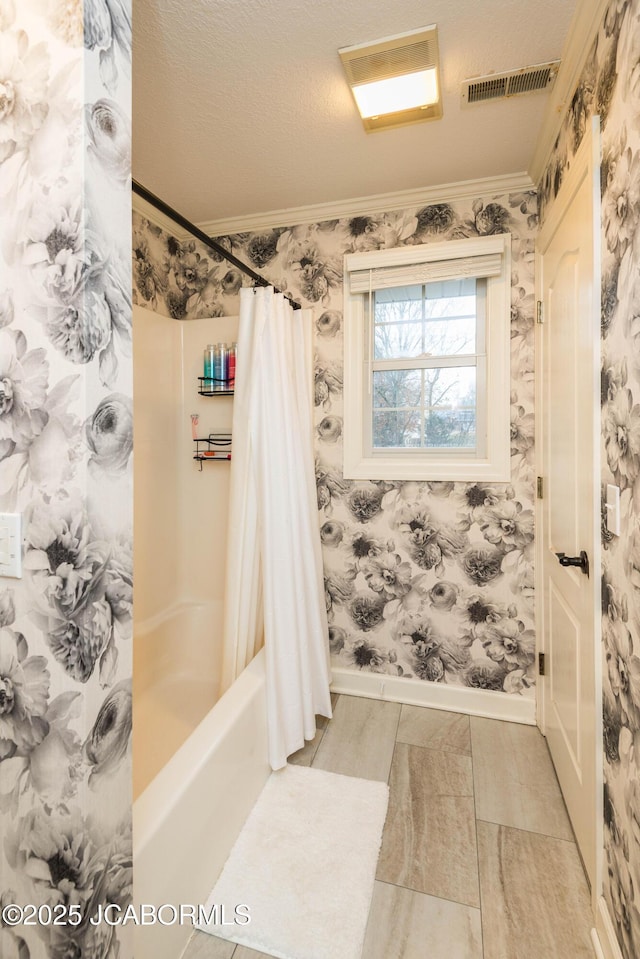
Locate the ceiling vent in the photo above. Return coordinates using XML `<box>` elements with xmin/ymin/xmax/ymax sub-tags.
<box><xmin>339</xmin><ymin>25</ymin><xmax>442</xmax><ymax>132</ymax></box>
<box><xmin>461</xmin><ymin>60</ymin><xmax>560</xmax><ymax>105</ymax></box>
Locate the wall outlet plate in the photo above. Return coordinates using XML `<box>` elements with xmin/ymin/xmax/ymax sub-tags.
<box><xmin>606</xmin><ymin>484</ymin><xmax>621</xmax><ymax>537</ymax></box>
<box><xmin>0</xmin><ymin>513</ymin><xmax>22</xmax><ymax>578</ymax></box>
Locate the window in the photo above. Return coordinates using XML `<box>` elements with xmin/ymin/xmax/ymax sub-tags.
<box><xmin>343</xmin><ymin>234</ymin><xmax>511</xmax><ymax>481</ymax></box>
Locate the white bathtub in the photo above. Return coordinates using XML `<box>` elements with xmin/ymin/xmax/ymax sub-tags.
<box><xmin>133</xmin><ymin>647</ymin><xmax>270</xmax><ymax>959</ymax></box>
<box><xmin>133</xmin><ymin>601</ymin><xmax>225</xmax><ymax>796</ymax></box>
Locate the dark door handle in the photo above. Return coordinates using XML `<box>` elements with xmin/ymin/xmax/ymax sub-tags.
<box><xmin>555</xmin><ymin>551</ymin><xmax>589</xmax><ymax>577</ymax></box>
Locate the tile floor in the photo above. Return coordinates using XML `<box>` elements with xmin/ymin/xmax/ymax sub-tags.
<box><xmin>183</xmin><ymin>694</ymin><xmax>595</xmax><ymax>959</ymax></box>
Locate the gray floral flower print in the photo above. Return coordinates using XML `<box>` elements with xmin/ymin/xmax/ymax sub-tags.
<box><xmin>221</xmin><ymin>269</ymin><xmax>243</xmax><ymax>296</ymax></box>
<box><xmin>316</xmin><ymin>310</ymin><xmax>342</xmax><ymax>337</ymax></box>
<box><xmin>461</xmin><ymin>547</ymin><xmax>504</xmax><ymax>586</ymax></box>
<box><xmin>345</xmin><ymin>215</ymin><xmax>383</xmax><ymax>251</ymax></box>
<box><xmin>604</xmin><ymin>387</ymin><xmax>640</xmax><ymax>488</ymax></box>
<box><xmin>0</xmin><ymin>330</ymin><xmax>48</xmax><ymax>454</ymax></box>
<box><xmin>464</xmin><ymin>659</ymin><xmax>508</xmax><ymax>690</ymax></box>
<box><xmin>133</xmin><ymin>222</ymin><xmax>168</xmax><ymax>307</ymax></box>
<box><xmin>288</xmin><ymin>241</ymin><xmax>342</xmax><ymax>303</ymax></box>
<box><xmin>363</xmin><ymin>552</ymin><xmax>413</xmax><ymax>601</ymax></box>
<box><xmin>0</xmin><ymin>587</ymin><xmax>15</xmax><ymax>627</ymax></box>
<box><xmin>607</xmin><ymin>839</ymin><xmax>640</xmax><ymax>959</ymax></box>
<box><xmin>0</xmin><ymin>289</ymin><xmax>14</xmax><ymax>328</ymax></box>
<box><xmin>472</xmin><ymin>200</ymin><xmax>511</xmax><ymax>235</ymax></box>
<box><xmin>603</xmin><ymin>143</ymin><xmax>640</xmax><ymax>255</ymax></box>
<box><xmin>316</xmin><ymin>458</ymin><xmax>350</xmax><ymax>513</ymax></box>
<box><xmin>0</xmin><ymin>626</ymin><xmax>49</xmax><ymax>759</ymax></box>
<box><xmin>414</xmin><ymin>203</ymin><xmax>457</xmax><ymax>238</ymax></box>
<box><xmin>393</xmin><ymin>503</ymin><xmax>466</xmax><ymax>574</ymax></box>
<box><xmin>603</xmin><ymin>693</ymin><xmax>622</xmax><ymax>763</ymax></box>
<box><xmin>605</xmin><ymin>617</ymin><xmax>640</xmax><ymax>729</ymax></box>
<box><xmin>347</xmin><ymin>486</ymin><xmax>384</xmax><ymax>523</ymax></box>
<box><xmin>107</xmin><ymin>552</ymin><xmax>132</xmax><ymax>618</ymax></box>
<box><xmin>0</xmin><ymin>686</ymin><xmax>83</xmax><ymax>814</ymax></box>
<box><xmin>246</xmin><ymin>232</ymin><xmax>279</xmax><ymax>267</ymax></box>
<box><xmin>462</xmin><ymin>593</ymin><xmax>516</xmax><ymax>630</ymax></box>
<box><xmin>24</xmin><ymin>502</ymin><xmax>115</xmax><ymax>683</ymax></box>
<box><xmin>0</xmin><ymin>908</ymin><xmax>30</xmax><ymax>959</ymax></box>
<box><xmin>44</xmin><ymin>294</ymin><xmax>112</xmax><ymax>365</ymax></box>
<box><xmin>314</xmin><ymin>355</ymin><xmax>343</xmax><ymax>409</ymax></box>
<box><xmin>478</xmin><ymin>500</ymin><xmax>534</xmax><ymax>550</ymax></box>
<box><xmin>85</xmin><ymin>679</ymin><xmax>131</xmax><ymax>786</ymax></box>
<box><xmin>85</xmin><ymin>97</ymin><xmax>130</xmax><ymax>183</ymax></box>
<box><xmin>5</xmin><ymin>804</ymin><xmax>132</xmax><ymax>957</ymax></box>
<box><xmin>84</xmin><ymin>0</ymin><xmax>132</xmax><ymax>93</ymax></box>
<box><xmin>316</xmin><ymin>414</ymin><xmax>343</xmax><ymax>444</ymax></box>
<box><xmin>348</xmin><ymin>593</ymin><xmax>386</xmax><ymax>631</ymax></box>
<box><xmin>24</xmin><ymin>185</ymin><xmax>100</xmax><ymax>306</ymax></box>
<box><xmin>344</xmin><ymin>638</ymin><xmax>389</xmax><ymax>670</ymax></box>
<box><xmin>320</xmin><ymin>520</ymin><xmax>345</xmax><ymax>548</ymax></box>
<box><xmin>0</xmin><ymin>28</ymin><xmax>49</xmax><ymax>162</ymax></box>
<box><xmin>324</xmin><ymin>573</ymin><xmax>354</xmax><ymax>620</ymax></box>
<box><xmin>328</xmin><ymin>626</ymin><xmax>347</xmax><ymax>654</ymax></box>
<box><xmin>427</xmin><ymin>581</ymin><xmax>459</xmax><ymax>610</ymax></box>
<box><xmin>479</xmin><ymin>618</ymin><xmax>535</xmax><ymax>671</ymax></box>
<box><xmin>86</xmin><ymin>393</ymin><xmax>133</xmax><ymax>475</ymax></box>
<box><xmin>2</xmin><ymin>2</ymin><xmax>133</xmax><ymax>954</ymax></box>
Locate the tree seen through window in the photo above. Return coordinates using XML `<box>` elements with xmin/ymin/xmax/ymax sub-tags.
<box><xmin>371</xmin><ymin>279</ymin><xmax>480</xmax><ymax>449</ymax></box>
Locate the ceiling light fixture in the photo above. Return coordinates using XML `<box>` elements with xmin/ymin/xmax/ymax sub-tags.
<box><xmin>339</xmin><ymin>25</ymin><xmax>442</xmax><ymax>133</ymax></box>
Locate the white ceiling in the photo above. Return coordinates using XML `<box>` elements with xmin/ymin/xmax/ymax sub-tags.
<box><xmin>132</xmin><ymin>0</ymin><xmax>578</xmax><ymax>225</ymax></box>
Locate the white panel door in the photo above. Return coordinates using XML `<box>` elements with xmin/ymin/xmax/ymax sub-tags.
<box><xmin>537</xmin><ymin>118</ymin><xmax>600</xmax><ymax>890</ymax></box>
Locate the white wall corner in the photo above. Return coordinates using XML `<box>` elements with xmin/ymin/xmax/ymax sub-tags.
<box><xmin>528</xmin><ymin>0</ymin><xmax>610</xmax><ymax>186</ymax></box>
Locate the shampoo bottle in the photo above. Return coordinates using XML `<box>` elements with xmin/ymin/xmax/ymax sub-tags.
<box><xmin>229</xmin><ymin>342</ymin><xmax>237</xmax><ymax>390</ymax></box>
<box><xmin>215</xmin><ymin>342</ymin><xmax>228</xmax><ymax>390</ymax></box>
<box><xmin>203</xmin><ymin>344</ymin><xmax>215</xmax><ymax>392</ymax></box>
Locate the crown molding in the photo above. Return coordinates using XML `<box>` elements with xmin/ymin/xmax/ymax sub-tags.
<box><xmin>528</xmin><ymin>0</ymin><xmax>610</xmax><ymax>187</ymax></box>
<box><xmin>132</xmin><ymin>190</ymin><xmax>182</xmax><ymax>239</ymax></box>
<box><xmin>196</xmin><ymin>172</ymin><xmax>535</xmax><ymax>238</ymax></box>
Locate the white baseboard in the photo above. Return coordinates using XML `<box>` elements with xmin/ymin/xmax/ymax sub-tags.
<box><xmin>330</xmin><ymin>667</ymin><xmax>536</xmax><ymax>724</ymax></box>
<box><xmin>593</xmin><ymin>897</ymin><xmax>624</xmax><ymax>959</ymax></box>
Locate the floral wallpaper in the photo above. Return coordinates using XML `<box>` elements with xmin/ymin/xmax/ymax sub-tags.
<box><xmin>133</xmin><ymin>186</ymin><xmax>537</xmax><ymax>701</ymax></box>
<box><xmin>541</xmin><ymin>1</ymin><xmax>640</xmax><ymax>956</ymax></box>
<box><xmin>0</xmin><ymin>2</ymin><xmax>133</xmax><ymax>958</ymax></box>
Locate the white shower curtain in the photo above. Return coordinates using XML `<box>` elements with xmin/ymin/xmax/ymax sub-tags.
<box><xmin>221</xmin><ymin>286</ymin><xmax>333</xmax><ymax>769</ymax></box>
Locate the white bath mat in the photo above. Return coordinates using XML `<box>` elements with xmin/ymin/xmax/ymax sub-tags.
<box><xmin>196</xmin><ymin>763</ymin><xmax>389</xmax><ymax>959</ymax></box>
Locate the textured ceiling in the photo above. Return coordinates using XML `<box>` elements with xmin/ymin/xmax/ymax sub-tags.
<box><xmin>133</xmin><ymin>0</ymin><xmax>577</xmax><ymax>223</ymax></box>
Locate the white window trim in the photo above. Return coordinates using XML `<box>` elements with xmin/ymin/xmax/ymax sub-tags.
<box><xmin>343</xmin><ymin>234</ymin><xmax>512</xmax><ymax>482</ymax></box>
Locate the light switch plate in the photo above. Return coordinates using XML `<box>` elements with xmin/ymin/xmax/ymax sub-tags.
<box><xmin>0</xmin><ymin>512</ymin><xmax>22</xmax><ymax>578</ymax></box>
<box><xmin>606</xmin><ymin>484</ymin><xmax>621</xmax><ymax>537</ymax></box>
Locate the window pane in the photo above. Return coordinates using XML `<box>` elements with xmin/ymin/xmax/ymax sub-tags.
<box><xmin>423</xmin><ymin>317</ymin><xmax>476</xmax><ymax>356</ymax></box>
<box><xmin>372</xmin><ymin>366</ymin><xmax>477</xmax><ymax>450</ymax></box>
<box><xmin>373</xmin><ymin>278</ymin><xmax>478</xmax><ymax>360</ymax></box>
<box><xmin>373</xmin><ymin>409</ymin><xmax>421</xmax><ymax>448</ymax></box>
<box><xmin>373</xmin><ymin>285</ymin><xmax>423</xmax><ymax>359</ymax></box>
<box><xmin>374</xmin><ymin>321</ymin><xmax>423</xmax><ymax>359</ymax></box>
<box><xmin>373</xmin><ymin>369</ymin><xmax>421</xmax><ymax>409</ymax></box>
<box><xmin>424</xmin><ymin>367</ymin><xmax>476</xmax><ymax>449</ymax></box>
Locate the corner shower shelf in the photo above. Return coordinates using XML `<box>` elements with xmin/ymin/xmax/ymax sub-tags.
<box><xmin>198</xmin><ymin>377</ymin><xmax>234</xmax><ymax>396</ymax></box>
<box><xmin>193</xmin><ymin>433</ymin><xmax>232</xmax><ymax>470</ymax></box>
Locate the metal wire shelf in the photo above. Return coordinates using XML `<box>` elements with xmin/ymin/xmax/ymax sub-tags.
<box><xmin>198</xmin><ymin>376</ymin><xmax>234</xmax><ymax>396</ymax></box>
<box><xmin>193</xmin><ymin>433</ymin><xmax>232</xmax><ymax>470</ymax></box>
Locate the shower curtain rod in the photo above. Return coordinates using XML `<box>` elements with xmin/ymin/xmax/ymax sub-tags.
<box><xmin>132</xmin><ymin>179</ymin><xmax>301</xmax><ymax>310</ymax></box>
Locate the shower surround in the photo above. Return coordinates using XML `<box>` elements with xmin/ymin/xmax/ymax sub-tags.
<box><xmin>133</xmin><ymin>186</ymin><xmax>537</xmax><ymax>709</ymax></box>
